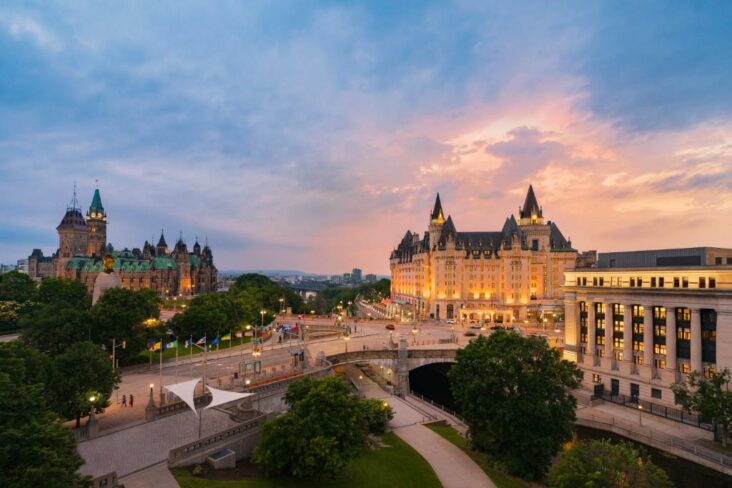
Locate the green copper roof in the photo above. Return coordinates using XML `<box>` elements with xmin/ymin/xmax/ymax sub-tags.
<box><xmin>90</xmin><ymin>189</ymin><xmax>104</xmax><ymax>212</ymax></box>
<box><xmin>153</xmin><ymin>256</ymin><xmax>176</xmax><ymax>269</ymax></box>
<box><xmin>189</xmin><ymin>254</ymin><xmax>200</xmax><ymax>267</ymax></box>
<box><xmin>65</xmin><ymin>256</ymin><xmax>93</xmax><ymax>270</ymax></box>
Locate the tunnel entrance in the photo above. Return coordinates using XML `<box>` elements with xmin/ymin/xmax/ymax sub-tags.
<box><xmin>409</xmin><ymin>362</ymin><xmax>459</xmax><ymax>412</ymax></box>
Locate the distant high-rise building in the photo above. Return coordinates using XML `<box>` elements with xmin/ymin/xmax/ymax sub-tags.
<box><xmin>351</xmin><ymin>268</ymin><xmax>363</xmax><ymax>282</ymax></box>
<box><xmin>343</xmin><ymin>272</ymin><xmax>351</xmax><ymax>283</ymax></box>
<box><xmin>365</xmin><ymin>273</ymin><xmax>377</xmax><ymax>282</ymax></box>
<box><xmin>16</xmin><ymin>258</ymin><xmax>28</xmax><ymax>274</ymax></box>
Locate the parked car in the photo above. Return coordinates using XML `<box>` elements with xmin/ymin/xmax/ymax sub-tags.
<box><xmin>490</xmin><ymin>325</ymin><xmax>504</xmax><ymax>331</ymax></box>
<box><xmin>463</xmin><ymin>331</ymin><xmax>477</xmax><ymax>337</ymax></box>
<box><xmin>385</xmin><ymin>324</ymin><xmax>395</xmax><ymax>330</ymax></box>
<box><xmin>446</xmin><ymin>318</ymin><xmax>456</xmax><ymax>324</ymax></box>
<box><xmin>469</xmin><ymin>325</ymin><xmax>482</xmax><ymax>330</ymax></box>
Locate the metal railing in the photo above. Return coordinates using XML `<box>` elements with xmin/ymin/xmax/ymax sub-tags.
<box><xmin>577</xmin><ymin>413</ymin><xmax>732</xmax><ymax>469</ymax></box>
<box><xmin>409</xmin><ymin>390</ymin><xmax>466</xmax><ymax>424</ymax></box>
<box><xmin>592</xmin><ymin>392</ymin><xmax>714</xmax><ymax>431</ymax></box>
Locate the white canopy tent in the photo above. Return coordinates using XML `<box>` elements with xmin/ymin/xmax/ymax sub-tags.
<box><xmin>164</xmin><ymin>378</ymin><xmax>254</xmax><ymax>416</ymax></box>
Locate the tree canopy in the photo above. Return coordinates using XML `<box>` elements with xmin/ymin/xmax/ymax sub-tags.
<box><xmin>547</xmin><ymin>439</ymin><xmax>672</xmax><ymax>488</ymax></box>
<box><xmin>253</xmin><ymin>375</ymin><xmax>393</xmax><ymax>479</ymax></box>
<box><xmin>306</xmin><ymin>279</ymin><xmax>390</xmax><ymax>315</ymax></box>
<box><xmin>448</xmin><ymin>331</ymin><xmax>582</xmax><ymax>479</ymax></box>
<box><xmin>672</xmin><ymin>368</ymin><xmax>732</xmax><ymax>447</ymax></box>
<box><xmin>0</xmin><ymin>271</ymin><xmax>37</xmax><ymax>303</ymax></box>
<box><xmin>0</xmin><ymin>343</ymin><xmax>90</xmax><ymax>488</ymax></box>
<box><xmin>90</xmin><ymin>287</ymin><xmax>161</xmax><ymax>363</ymax></box>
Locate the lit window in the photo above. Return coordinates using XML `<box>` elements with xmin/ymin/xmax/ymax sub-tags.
<box><xmin>699</xmin><ymin>277</ymin><xmax>706</xmax><ymax>288</ymax></box>
<box><xmin>592</xmin><ymin>374</ymin><xmax>602</xmax><ymax>383</ymax></box>
<box><xmin>679</xmin><ymin>363</ymin><xmax>691</xmax><ymax>374</ymax></box>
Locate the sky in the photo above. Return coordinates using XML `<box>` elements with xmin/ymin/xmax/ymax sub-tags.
<box><xmin>1</xmin><ymin>1</ymin><xmax>731</xmax><ymax>275</ymax></box>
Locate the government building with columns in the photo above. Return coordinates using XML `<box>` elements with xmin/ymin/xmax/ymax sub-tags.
<box><xmin>390</xmin><ymin>186</ymin><xmax>578</xmax><ymax>323</ymax></box>
<box><xmin>563</xmin><ymin>247</ymin><xmax>732</xmax><ymax>407</ymax></box>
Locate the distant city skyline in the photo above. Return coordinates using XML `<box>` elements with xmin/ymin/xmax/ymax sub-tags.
<box><xmin>1</xmin><ymin>2</ymin><xmax>731</xmax><ymax>274</ymax></box>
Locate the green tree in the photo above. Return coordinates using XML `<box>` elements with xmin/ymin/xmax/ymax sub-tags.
<box><xmin>672</xmin><ymin>368</ymin><xmax>732</xmax><ymax>447</ymax></box>
<box><xmin>36</xmin><ymin>278</ymin><xmax>91</xmax><ymax>309</ymax></box>
<box><xmin>0</xmin><ymin>270</ymin><xmax>37</xmax><ymax>303</ymax></box>
<box><xmin>253</xmin><ymin>376</ymin><xmax>371</xmax><ymax>479</ymax></box>
<box><xmin>358</xmin><ymin>397</ymin><xmax>394</xmax><ymax>434</ymax></box>
<box><xmin>231</xmin><ymin>273</ymin><xmax>306</xmax><ymax>315</ymax></box>
<box><xmin>448</xmin><ymin>331</ymin><xmax>582</xmax><ymax>479</ymax></box>
<box><xmin>547</xmin><ymin>439</ymin><xmax>672</xmax><ymax>488</ymax></box>
<box><xmin>90</xmin><ymin>288</ymin><xmax>161</xmax><ymax>363</ymax></box>
<box><xmin>0</xmin><ymin>343</ymin><xmax>89</xmax><ymax>488</ymax></box>
<box><xmin>172</xmin><ymin>291</ymin><xmax>247</xmax><ymax>339</ymax></box>
<box><xmin>47</xmin><ymin>342</ymin><xmax>119</xmax><ymax>426</ymax></box>
<box><xmin>21</xmin><ymin>305</ymin><xmax>89</xmax><ymax>356</ymax></box>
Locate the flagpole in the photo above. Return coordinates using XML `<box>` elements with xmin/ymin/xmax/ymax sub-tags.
<box><xmin>229</xmin><ymin>329</ymin><xmax>232</xmax><ymax>358</ymax></box>
<box><xmin>189</xmin><ymin>335</ymin><xmax>193</xmax><ymax>379</ymax></box>
<box><xmin>159</xmin><ymin>338</ymin><xmax>163</xmax><ymax>405</ymax></box>
<box><xmin>175</xmin><ymin>336</ymin><xmax>179</xmax><ymax>385</ymax></box>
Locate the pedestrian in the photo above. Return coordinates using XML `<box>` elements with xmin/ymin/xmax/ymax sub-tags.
<box><xmin>129</xmin><ymin>394</ymin><xmax>134</xmax><ymax>407</ymax></box>
<box><xmin>121</xmin><ymin>394</ymin><xmax>127</xmax><ymax>407</ymax></box>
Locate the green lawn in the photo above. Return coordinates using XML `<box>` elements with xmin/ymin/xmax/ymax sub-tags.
<box><xmin>172</xmin><ymin>432</ymin><xmax>442</xmax><ymax>488</ymax></box>
<box><xmin>426</xmin><ymin>422</ymin><xmax>529</xmax><ymax>488</ymax></box>
<box><xmin>136</xmin><ymin>337</ymin><xmax>252</xmax><ymax>363</ymax></box>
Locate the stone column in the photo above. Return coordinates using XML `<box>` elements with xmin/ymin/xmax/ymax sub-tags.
<box><xmin>641</xmin><ymin>304</ymin><xmax>654</xmax><ymax>379</ymax></box>
<box><xmin>397</xmin><ymin>338</ymin><xmax>409</xmax><ymax>398</ymax></box>
<box><xmin>663</xmin><ymin>306</ymin><xmax>677</xmax><ymax>384</ymax></box>
<box><xmin>621</xmin><ymin>304</ymin><xmax>633</xmax><ymax>374</ymax></box>
<box><xmin>601</xmin><ymin>302</ymin><xmax>614</xmax><ymax>370</ymax></box>
<box><xmin>563</xmin><ymin>294</ymin><xmax>579</xmax><ymax>363</ymax></box>
<box><xmin>691</xmin><ymin>308</ymin><xmax>703</xmax><ymax>373</ymax></box>
<box><xmin>586</xmin><ymin>301</ymin><xmax>596</xmax><ymax>366</ymax></box>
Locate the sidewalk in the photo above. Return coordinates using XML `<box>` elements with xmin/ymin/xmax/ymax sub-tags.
<box><xmin>341</xmin><ymin>364</ymin><xmax>495</xmax><ymax>488</ymax></box>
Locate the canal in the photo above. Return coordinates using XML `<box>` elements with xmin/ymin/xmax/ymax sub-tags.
<box><xmin>410</xmin><ymin>362</ymin><xmax>732</xmax><ymax>487</ymax></box>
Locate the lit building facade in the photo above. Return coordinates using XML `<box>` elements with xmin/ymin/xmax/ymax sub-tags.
<box><xmin>563</xmin><ymin>248</ymin><xmax>732</xmax><ymax>407</ymax></box>
<box><xmin>390</xmin><ymin>186</ymin><xmax>577</xmax><ymax>322</ymax></box>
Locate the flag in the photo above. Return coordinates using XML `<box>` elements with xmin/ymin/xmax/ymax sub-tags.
<box><xmin>235</xmin><ymin>331</ymin><xmax>243</xmax><ymax>338</ymax></box>
<box><xmin>151</xmin><ymin>341</ymin><xmax>161</xmax><ymax>352</ymax></box>
<box><xmin>161</xmin><ymin>341</ymin><xmax>167</xmax><ymax>352</ymax></box>
<box><xmin>211</xmin><ymin>335</ymin><xmax>220</xmax><ymax>346</ymax></box>
<box><xmin>196</xmin><ymin>337</ymin><xmax>206</xmax><ymax>345</ymax></box>
<box><xmin>166</xmin><ymin>340</ymin><xmax>177</xmax><ymax>349</ymax></box>
<box><xmin>185</xmin><ymin>338</ymin><xmax>192</xmax><ymax>348</ymax></box>
<box><xmin>221</xmin><ymin>333</ymin><xmax>231</xmax><ymax>341</ymax></box>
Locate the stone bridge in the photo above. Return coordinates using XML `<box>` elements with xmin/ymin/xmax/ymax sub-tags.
<box><xmin>325</xmin><ymin>339</ymin><xmax>457</xmax><ymax>397</ymax></box>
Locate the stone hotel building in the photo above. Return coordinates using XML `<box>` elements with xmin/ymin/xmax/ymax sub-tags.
<box><xmin>563</xmin><ymin>247</ymin><xmax>732</xmax><ymax>406</ymax></box>
<box><xmin>390</xmin><ymin>186</ymin><xmax>577</xmax><ymax>322</ymax></box>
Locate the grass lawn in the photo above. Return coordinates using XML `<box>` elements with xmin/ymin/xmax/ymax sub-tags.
<box><xmin>172</xmin><ymin>432</ymin><xmax>442</xmax><ymax>488</ymax></box>
<box><xmin>136</xmin><ymin>337</ymin><xmax>253</xmax><ymax>363</ymax></box>
<box><xmin>426</xmin><ymin>422</ymin><xmax>529</xmax><ymax>488</ymax></box>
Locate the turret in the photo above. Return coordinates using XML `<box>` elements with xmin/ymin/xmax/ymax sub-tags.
<box><xmin>156</xmin><ymin>230</ymin><xmax>169</xmax><ymax>256</ymax></box>
<box><xmin>518</xmin><ymin>185</ymin><xmax>543</xmax><ymax>225</ymax></box>
<box><xmin>428</xmin><ymin>193</ymin><xmax>446</xmax><ymax>250</ymax></box>
<box><xmin>56</xmin><ymin>186</ymin><xmax>88</xmax><ymax>276</ymax></box>
<box><xmin>86</xmin><ymin>187</ymin><xmax>107</xmax><ymax>256</ymax></box>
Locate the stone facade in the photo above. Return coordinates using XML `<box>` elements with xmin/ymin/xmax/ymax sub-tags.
<box><xmin>390</xmin><ymin>186</ymin><xmax>577</xmax><ymax>323</ymax></box>
<box><xmin>28</xmin><ymin>187</ymin><xmax>217</xmax><ymax>297</ymax></box>
<box><xmin>563</xmin><ymin>259</ymin><xmax>732</xmax><ymax>407</ymax></box>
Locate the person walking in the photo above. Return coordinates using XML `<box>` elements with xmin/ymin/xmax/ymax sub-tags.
<box><xmin>121</xmin><ymin>394</ymin><xmax>127</xmax><ymax>407</ymax></box>
<box><xmin>129</xmin><ymin>394</ymin><xmax>134</xmax><ymax>407</ymax></box>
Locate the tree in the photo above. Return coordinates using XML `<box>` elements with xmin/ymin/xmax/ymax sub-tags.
<box><xmin>672</xmin><ymin>368</ymin><xmax>732</xmax><ymax>447</ymax></box>
<box><xmin>21</xmin><ymin>305</ymin><xmax>89</xmax><ymax>356</ymax></box>
<box><xmin>547</xmin><ymin>439</ymin><xmax>672</xmax><ymax>488</ymax></box>
<box><xmin>231</xmin><ymin>273</ymin><xmax>306</xmax><ymax>315</ymax></box>
<box><xmin>90</xmin><ymin>288</ymin><xmax>161</xmax><ymax>363</ymax></box>
<box><xmin>172</xmin><ymin>291</ymin><xmax>247</xmax><ymax>339</ymax></box>
<box><xmin>358</xmin><ymin>397</ymin><xmax>394</xmax><ymax>434</ymax></box>
<box><xmin>253</xmin><ymin>376</ymin><xmax>380</xmax><ymax>479</ymax></box>
<box><xmin>448</xmin><ymin>331</ymin><xmax>582</xmax><ymax>479</ymax></box>
<box><xmin>36</xmin><ymin>278</ymin><xmax>91</xmax><ymax>309</ymax></box>
<box><xmin>0</xmin><ymin>343</ymin><xmax>89</xmax><ymax>488</ymax></box>
<box><xmin>0</xmin><ymin>271</ymin><xmax>37</xmax><ymax>303</ymax></box>
<box><xmin>47</xmin><ymin>342</ymin><xmax>119</xmax><ymax>427</ymax></box>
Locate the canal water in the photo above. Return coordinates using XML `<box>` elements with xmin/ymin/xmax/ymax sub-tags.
<box><xmin>411</xmin><ymin>362</ymin><xmax>732</xmax><ymax>487</ymax></box>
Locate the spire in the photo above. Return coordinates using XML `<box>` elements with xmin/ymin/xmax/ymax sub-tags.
<box><xmin>157</xmin><ymin>229</ymin><xmax>167</xmax><ymax>248</ymax></box>
<box><xmin>67</xmin><ymin>182</ymin><xmax>80</xmax><ymax>211</ymax></box>
<box><xmin>430</xmin><ymin>193</ymin><xmax>445</xmax><ymax>223</ymax></box>
<box><xmin>89</xmin><ymin>188</ymin><xmax>104</xmax><ymax>213</ymax></box>
<box><xmin>519</xmin><ymin>185</ymin><xmax>543</xmax><ymax>223</ymax></box>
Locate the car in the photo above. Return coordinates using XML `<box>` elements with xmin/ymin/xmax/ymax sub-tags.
<box><xmin>446</xmin><ymin>318</ymin><xmax>456</xmax><ymax>324</ymax></box>
<box><xmin>469</xmin><ymin>325</ymin><xmax>482</xmax><ymax>330</ymax></box>
<box><xmin>385</xmin><ymin>324</ymin><xmax>395</xmax><ymax>330</ymax></box>
<box><xmin>490</xmin><ymin>325</ymin><xmax>504</xmax><ymax>331</ymax></box>
<box><xmin>463</xmin><ymin>331</ymin><xmax>477</xmax><ymax>337</ymax></box>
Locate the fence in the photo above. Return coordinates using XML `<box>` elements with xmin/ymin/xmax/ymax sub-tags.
<box><xmin>409</xmin><ymin>390</ymin><xmax>466</xmax><ymax>425</ymax></box>
<box><xmin>577</xmin><ymin>412</ymin><xmax>732</xmax><ymax>470</ymax></box>
<box><xmin>594</xmin><ymin>391</ymin><xmax>714</xmax><ymax>432</ymax></box>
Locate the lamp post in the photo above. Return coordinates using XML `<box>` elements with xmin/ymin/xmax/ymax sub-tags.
<box><xmin>638</xmin><ymin>404</ymin><xmax>643</xmax><ymax>426</ymax></box>
<box><xmin>411</xmin><ymin>325</ymin><xmax>418</xmax><ymax>345</ymax></box>
<box><xmin>279</xmin><ymin>297</ymin><xmax>284</xmax><ymax>314</ymax></box>
<box><xmin>343</xmin><ymin>334</ymin><xmax>350</xmax><ymax>353</ymax></box>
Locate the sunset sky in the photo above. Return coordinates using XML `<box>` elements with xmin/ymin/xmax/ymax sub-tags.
<box><xmin>1</xmin><ymin>1</ymin><xmax>731</xmax><ymax>274</ymax></box>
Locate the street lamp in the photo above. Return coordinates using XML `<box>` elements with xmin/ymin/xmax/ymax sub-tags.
<box><xmin>411</xmin><ymin>325</ymin><xmax>418</xmax><ymax>345</ymax></box>
<box><xmin>279</xmin><ymin>297</ymin><xmax>284</xmax><ymax>314</ymax></box>
<box><xmin>343</xmin><ymin>334</ymin><xmax>350</xmax><ymax>353</ymax></box>
<box><xmin>638</xmin><ymin>404</ymin><xmax>643</xmax><ymax>426</ymax></box>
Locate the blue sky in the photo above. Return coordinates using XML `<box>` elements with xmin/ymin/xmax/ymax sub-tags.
<box><xmin>1</xmin><ymin>1</ymin><xmax>731</xmax><ymax>274</ymax></box>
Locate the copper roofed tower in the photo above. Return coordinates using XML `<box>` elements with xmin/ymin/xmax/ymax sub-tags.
<box><xmin>86</xmin><ymin>186</ymin><xmax>107</xmax><ymax>257</ymax></box>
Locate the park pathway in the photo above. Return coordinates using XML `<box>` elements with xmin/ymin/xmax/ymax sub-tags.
<box><xmin>342</xmin><ymin>365</ymin><xmax>495</xmax><ymax>488</ymax></box>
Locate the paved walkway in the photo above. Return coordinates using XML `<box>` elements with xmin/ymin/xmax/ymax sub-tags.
<box><xmin>342</xmin><ymin>364</ymin><xmax>495</xmax><ymax>488</ymax></box>
<box><xmin>78</xmin><ymin>408</ymin><xmax>238</xmax><ymax>479</ymax></box>
<box><xmin>119</xmin><ymin>462</ymin><xmax>180</xmax><ymax>488</ymax></box>
<box><xmin>396</xmin><ymin>425</ymin><xmax>495</xmax><ymax>488</ymax></box>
